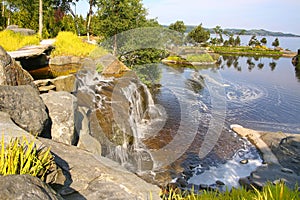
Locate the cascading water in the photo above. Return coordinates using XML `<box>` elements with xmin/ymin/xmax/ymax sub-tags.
<box><xmin>75</xmin><ymin>64</ymin><xmax>163</xmax><ymax>173</ymax></box>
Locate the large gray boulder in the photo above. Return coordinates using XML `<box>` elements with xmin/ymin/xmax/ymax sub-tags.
<box><xmin>0</xmin><ymin>174</ymin><xmax>63</xmax><ymax>200</ymax></box>
<box><xmin>0</xmin><ymin>46</ymin><xmax>36</xmax><ymax>89</ymax></box>
<box><xmin>0</xmin><ymin>85</ymin><xmax>50</xmax><ymax>136</ymax></box>
<box><xmin>39</xmin><ymin>138</ymin><xmax>161</xmax><ymax>200</ymax></box>
<box><xmin>6</xmin><ymin>25</ymin><xmax>36</xmax><ymax>36</ymax></box>
<box><xmin>76</xmin><ymin>106</ymin><xmax>102</xmax><ymax>156</ymax></box>
<box><xmin>41</xmin><ymin>91</ymin><xmax>78</xmax><ymax>145</ymax></box>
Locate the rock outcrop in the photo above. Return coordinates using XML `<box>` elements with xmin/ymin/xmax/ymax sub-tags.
<box><xmin>6</xmin><ymin>25</ymin><xmax>36</xmax><ymax>35</ymax></box>
<box><xmin>232</xmin><ymin>125</ymin><xmax>300</xmax><ymax>189</ymax></box>
<box><xmin>41</xmin><ymin>91</ymin><xmax>78</xmax><ymax>145</ymax></box>
<box><xmin>0</xmin><ymin>46</ymin><xmax>36</xmax><ymax>89</ymax></box>
<box><xmin>34</xmin><ymin>74</ymin><xmax>76</xmax><ymax>93</ymax></box>
<box><xmin>0</xmin><ymin>85</ymin><xmax>50</xmax><ymax>136</ymax></box>
<box><xmin>0</xmin><ymin>175</ymin><xmax>63</xmax><ymax>200</ymax></box>
<box><xmin>39</xmin><ymin>138</ymin><xmax>161</xmax><ymax>200</ymax></box>
<box><xmin>99</xmin><ymin>54</ymin><xmax>130</xmax><ymax>76</ymax></box>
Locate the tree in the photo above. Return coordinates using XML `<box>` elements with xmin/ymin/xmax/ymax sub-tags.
<box><xmin>94</xmin><ymin>0</ymin><xmax>147</xmax><ymax>55</ymax></box>
<box><xmin>234</xmin><ymin>35</ymin><xmax>241</xmax><ymax>46</ymax></box>
<box><xmin>87</xmin><ymin>0</ymin><xmax>96</xmax><ymax>41</ymax></box>
<box><xmin>187</xmin><ymin>24</ymin><xmax>210</xmax><ymax>45</ymax></box>
<box><xmin>213</xmin><ymin>25</ymin><xmax>223</xmax><ymax>45</ymax></box>
<box><xmin>39</xmin><ymin>0</ymin><xmax>42</xmax><ymax>38</ymax></box>
<box><xmin>168</xmin><ymin>20</ymin><xmax>186</xmax><ymax>35</ymax></box>
<box><xmin>260</xmin><ymin>37</ymin><xmax>267</xmax><ymax>46</ymax></box>
<box><xmin>272</xmin><ymin>38</ymin><xmax>280</xmax><ymax>48</ymax></box>
<box><xmin>248</xmin><ymin>35</ymin><xmax>260</xmax><ymax>47</ymax></box>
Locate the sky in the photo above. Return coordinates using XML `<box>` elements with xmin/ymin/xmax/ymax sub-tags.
<box><xmin>74</xmin><ymin>0</ymin><xmax>300</xmax><ymax>35</ymax></box>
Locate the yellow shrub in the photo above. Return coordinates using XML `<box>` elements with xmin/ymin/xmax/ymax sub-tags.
<box><xmin>0</xmin><ymin>30</ymin><xmax>40</xmax><ymax>51</ymax></box>
<box><xmin>51</xmin><ymin>31</ymin><xmax>98</xmax><ymax>57</ymax></box>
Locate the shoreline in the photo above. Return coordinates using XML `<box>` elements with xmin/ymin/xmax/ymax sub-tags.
<box><xmin>231</xmin><ymin>124</ymin><xmax>300</xmax><ymax>189</ymax></box>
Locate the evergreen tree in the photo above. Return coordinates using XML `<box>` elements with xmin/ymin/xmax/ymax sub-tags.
<box><xmin>272</xmin><ymin>38</ymin><xmax>280</xmax><ymax>48</ymax></box>
<box><xmin>260</xmin><ymin>37</ymin><xmax>267</xmax><ymax>46</ymax></box>
<box><xmin>168</xmin><ymin>20</ymin><xmax>186</xmax><ymax>34</ymax></box>
<box><xmin>187</xmin><ymin>24</ymin><xmax>210</xmax><ymax>45</ymax></box>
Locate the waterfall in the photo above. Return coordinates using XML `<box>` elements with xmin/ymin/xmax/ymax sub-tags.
<box><xmin>76</xmin><ymin>66</ymin><xmax>161</xmax><ymax>173</ymax></box>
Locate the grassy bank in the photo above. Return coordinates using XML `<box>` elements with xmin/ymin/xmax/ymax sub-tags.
<box><xmin>210</xmin><ymin>46</ymin><xmax>283</xmax><ymax>57</ymax></box>
<box><xmin>161</xmin><ymin>182</ymin><xmax>299</xmax><ymax>200</ymax></box>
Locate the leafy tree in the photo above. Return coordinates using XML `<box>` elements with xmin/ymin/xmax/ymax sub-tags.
<box><xmin>260</xmin><ymin>37</ymin><xmax>267</xmax><ymax>46</ymax></box>
<box><xmin>248</xmin><ymin>35</ymin><xmax>260</xmax><ymax>47</ymax></box>
<box><xmin>213</xmin><ymin>25</ymin><xmax>223</xmax><ymax>45</ymax></box>
<box><xmin>94</xmin><ymin>0</ymin><xmax>147</xmax><ymax>55</ymax></box>
<box><xmin>272</xmin><ymin>38</ymin><xmax>280</xmax><ymax>48</ymax></box>
<box><xmin>234</xmin><ymin>35</ymin><xmax>241</xmax><ymax>46</ymax></box>
<box><xmin>187</xmin><ymin>24</ymin><xmax>210</xmax><ymax>45</ymax></box>
<box><xmin>228</xmin><ymin>34</ymin><xmax>235</xmax><ymax>46</ymax></box>
<box><xmin>168</xmin><ymin>20</ymin><xmax>186</xmax><ymax>34</ymax></box>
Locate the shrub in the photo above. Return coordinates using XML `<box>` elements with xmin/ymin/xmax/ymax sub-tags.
<box><xmin>0</xmin><ymin>30</ymin><xmax>40</xmax><ymax>51</ymax></box>
<box><xmin>0</xmin><ymin>135</ymin><xmax>53</xmax><ymax>180</ymax></box>
<box><xmin>51</xmin><ymin>31</ymin><xmax>98</xmax><ymax>57</ymax></box>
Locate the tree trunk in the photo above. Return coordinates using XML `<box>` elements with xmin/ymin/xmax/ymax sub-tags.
<box><xmin>87</xmin><ymin>0</ymin><xmax>93</xmax><ymax>41</ymax></box>
<box><xmin>113</xmin><ymin>34</ymin><xmax>117</xmax><ymax>56</ymax></box>
<box><xmin>38</xmin><ymin>0</ymin><xmax>43</xmax><ymax>38</ymax></box>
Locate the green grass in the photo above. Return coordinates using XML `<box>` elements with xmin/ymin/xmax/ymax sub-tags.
<box><xmin>186</xmin><ymin>53</ymin><xmax>214</xmax><ymax>63</ymax></box>
<box><xmin>0</xmin><ymin>135</ymin><xmax>53</xmax><ymax>180</ymax></box>
<box><xmin>160</xmin><ymin>182</ymin><xmax>299</xmax><ymax>200</ymax></box>
<box><xmin>51</xmin><ymin>31</ymin><xmax>98</xmax><ymax>57</ymax></box>
<box><xmin>210</xmin><ymin>46</ymin><xmax>282</xmax><ymax>57</ymax></box>
<box><xmin>0</xmin><ymin>30</ymin><xmax>40</xmax><ymax>51</ymax></box>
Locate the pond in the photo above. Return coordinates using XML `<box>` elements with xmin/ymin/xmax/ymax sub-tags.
<box><xmin>139</xmin><ymin>55</ymin><xmax>300</xmax><ymax>187</ymax></box>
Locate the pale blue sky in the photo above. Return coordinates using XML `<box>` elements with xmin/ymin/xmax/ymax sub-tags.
<box><xmin>74</xmin><ymin>0</ymin><xmax>300</xmax><ymax>35</ymax></box>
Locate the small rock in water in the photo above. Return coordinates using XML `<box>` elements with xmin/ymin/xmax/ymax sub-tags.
<box><xmin>199</xmin><ymin>184</ymin><xmax>209</xmax><ymax>190</ymax></box>
<box><xmin>176</xmin><ymin>178</ymin><xmax>188</xmax><ymax>188</ymax></box>
<box><xmin>281</xmin><ymin>167</ymin><xmax>294</xmax><ymax>174</ymax></box>
<box><xmin>216</xmin><ymin>180</ymin><xmax>225</xmax><ymax>186</ymax></box>
<box><xmin>240</xmin><ymin>159</ymin><xmax>249</xmax><ymax>164</ymax></box>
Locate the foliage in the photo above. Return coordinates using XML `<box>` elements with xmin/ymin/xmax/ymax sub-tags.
<box><xmin>260</xmin><ymin>37</ymin><xmax>267</xmax><ymax>45</ymax></box>
<box><xmin>186</xmin><ymin>53</ymin><xmax>214</xmax><ymax>63</ymax></box>
<box><xmin>187</xmin><ymin>24</ymin><xmax>210</xmax><ymax>45</ymax></box>
<box><xmin>161</xmin><ymin>182</ymin><xmax>299</xmax><ymax>200</ymax></box>
<box><xmin>0</xmin><ymin>136</ymin><xmax>53</xmax><ymax>180</ymax></box>
<box><xmin>169</xmin><ymin>21</ymin><xmax>186</xmax><ymax>35</ymax></box>
<box><xmin>89</xmin><ymin>46</ymin><xmax>108</xmax><ymax>59</ymax></box>
<box><xmin>0</xmin><ymin>30</ymin><xmax>40</xmax><ymax>51</ymax></box>
<box><xmin>121</xmin><ymin>48</ymin><xmax>168</xmax><ymax>67</ymax></box>
<box><xmin>210</xmin><ymin>46</ymin><xmax>282</xmax><ymax>57</ymax></box>
<box><xmin>248</xmin><ymin>35</ymin><xmax>261</xmax><ymax>47</ymax></box>
<box><xmin>131</xmin><ymin>63</ymin><xmax>162</xmax><ymax>87</ymax></box>
<box><xmin>272</xmin><ymin>38</ymin><xmax>280</xmax><ymax>48</ymax></box>
<box><xmin>51</xmin><ymin>31</ymin><xmax>97</xmax><ymax>57</ymax></box>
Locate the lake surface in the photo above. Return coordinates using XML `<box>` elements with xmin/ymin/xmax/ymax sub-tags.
<box><xmin>143</xmin><ymin>54</ymin><xmax>300</xmax><ymax>186</ymax></box>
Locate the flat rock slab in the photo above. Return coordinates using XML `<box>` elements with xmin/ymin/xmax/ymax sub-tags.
<box><xmin>8</xmin><ymin>44</ymin><xmax>54</xmax><ymax>59</ymax></box>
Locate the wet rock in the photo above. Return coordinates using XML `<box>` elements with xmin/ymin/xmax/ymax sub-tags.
<box><xmin>0</xmin><ymin>174</ymin><xmax>63</xmax><ymax>200</ymax></box>
<box><xmin>240</xmin><ymin>159</ymin><xmax>249</xmax><ymax>164</ymax></box>
<box><xmin>52</xmin><ymin>74</ymin><xmax>76</xmax><ymax>93</ymax></box>
<box><xmin>41</xmin><ymin>91</ymin><xmax>78</xmax><ymax>145</ymax></box>
<box><xmin>272</xmin><ymin>178</ymin><xmax>287</xmax><ymax>185</ymax></box>
<box><xmin>0</xmin><ymin>46</ymin><xmax>37</xmax><ymax>89</ymax></box>
<box><xmin>281</xmin><ymin>167</ymin><xmax>294</xmax><ymax>174</ymax></box>
<box><xmin>99</xmin><ymin>54</ymin><xmax>130</xmax><ymax>76</ymax></box>
<box><xmin>50</xmin><ymin>56</ymin><xmax>82</xmax><ymax>66</ymax></box>
<box><xmin>0</xmin><ymin>85</ymin><xmax>50</xmax><ymax>136</ymax></box>
<box><xmin>216</xmin><ymin>180</ymin><xmax>225</xmax><ymax>186</ymax></box>
<box><xmin>176</xmin><ymin>177</ymin><xmax>188</xmax><ymax>188</ymax></box>
<box><xmin>199</xmin><ymin>184</ymin><xmax>209</xmax><ymax>190</ymax></box>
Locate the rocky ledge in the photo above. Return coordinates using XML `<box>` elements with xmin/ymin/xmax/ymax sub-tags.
<box><xmin>231</xmin><ymin>125</ymin><xmax>300</xmax><ymax>190</ymax></box>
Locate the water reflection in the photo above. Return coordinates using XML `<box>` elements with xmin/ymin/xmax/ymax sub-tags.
<box><xmin>217</xmin><ymin>56</ymin><xmax>278</xmax><ymax>72</ymax></box>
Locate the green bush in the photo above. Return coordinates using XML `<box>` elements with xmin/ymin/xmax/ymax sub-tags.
<box><xmin>51</xmin><ymin>31</ymin><xmax>97</xmax><ymax>57</ymax></box>
<box><xmin>0</xmin><ymin>136</ymin><xmax>53</xmax><ymax>180</ymax></box>
<box><xmin>0</xmin><ymin>30</ymin><xmax>40</xmax><ymax>51</ymax></box>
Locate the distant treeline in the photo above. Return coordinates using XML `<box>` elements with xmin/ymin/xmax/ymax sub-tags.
<box><xmin>164</xmin><ymin>25</ymin><xmax>300</xmax><ymax>37</ymax></box>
